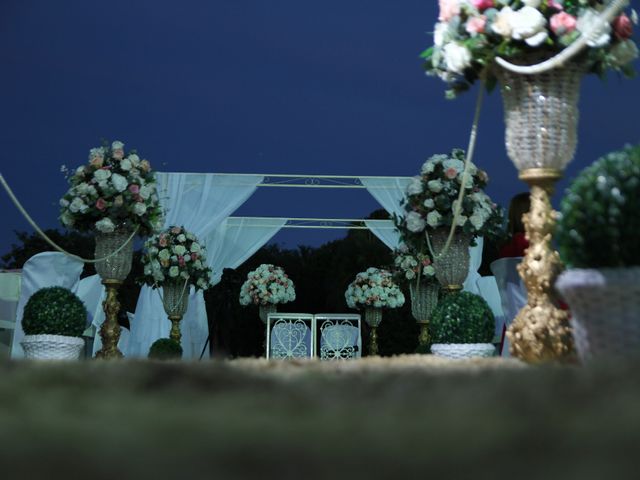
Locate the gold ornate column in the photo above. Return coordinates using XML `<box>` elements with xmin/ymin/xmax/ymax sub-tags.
<box><xmin>506</xmin><ymin>169</ymin><xmax>574</xmax><ymax>362</ymax></box>
<box><xmin>95</xmin><ymin>280</ymin><xmax>124</xmax><ymax>359</ymax></box>
<box><xmin>169</xmin><ymin>316</ymin><xmax>182</xmax><ymax>344</ymax></box>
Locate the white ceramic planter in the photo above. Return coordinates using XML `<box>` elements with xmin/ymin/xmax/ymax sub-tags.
<box><xmin>431</xmin><ymin>343</ymin><xmax>495</xmax><ymax>359</ymax></box>
<box><xmin>556</xmin><ymin>267</ymin><xmax>640</xmax><ymax>361</ymax></box>
<box><xmin>21</xmin><ymin>334</ymin><xmax>85</xmax><ymax>360</ymax></box>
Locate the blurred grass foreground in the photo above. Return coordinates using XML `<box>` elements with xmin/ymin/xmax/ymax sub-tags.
<box><xmin>0</xmin><ymin>356</ymin><xmax>638</xmax><ymax>479</ymax></box>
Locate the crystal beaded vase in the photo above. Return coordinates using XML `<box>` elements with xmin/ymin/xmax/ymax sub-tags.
<box><xmin>364</xmin><ymin>307</ymin><xmax>383</xmax><ymax>327</ymax></box>
<box><xmin>495</xmin><ymin>58</ymin><xmax>585</xmax><ymax>172</ymax></box>
<box><xmin>259</xmin><ymin>304</ymin><xmax>277</xmax><ymax>324</ymax></box>
<box><xmin>430</xmin><ymin>228</ymin><xmax>471</xmax><ymax>291</ymax></box>
<box><xmin>162</xmin><ymin>281</ymin><xmax>190</xmax><ymax>318</ymax></box>
<box><xmin>409</xmin><ymin>281</ymin><xmax>439</xmax><ymax>323</ymax></box>
<box><xmin>94</xmin><ymin>230</ymin><xmax>134</xmax><ymax>281</ymax></box>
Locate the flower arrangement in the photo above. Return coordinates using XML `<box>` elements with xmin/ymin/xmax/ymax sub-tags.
<box><xmin>429</xmin><ymin>291</ymin><xmax>495</xmax><ymax>343</ymax></box>
<box><xmin>557</xmin><ymin>144</ymin><xmax>640</xmax><ymax>268</ymax></box>
<box><xmin>59</xmin><ymin>140</ymin><xmax>163</xmax><ymax>235</ymax></box>
<box><xmin>424</xmin><ymin>0</ymin><xmax>638</xmax><ymax>97</ymax></box>
<box><xmin>140</xmin><ymin>226</ymin><xmax>213</xmax><ymax>291</ymax></box>
<box><xmin>239</xmin><ymin>264</ymin><xmax>296</xmax><ymax>306</ymax></box>
<box><xmin>345</xmin><ymin>267</ymin><xmax>406</xmax><ymax>309</ymax></box>
<box><xmin>393</xmin><ymin>244</ymin><xmax>437</xmax><ymax>282</ymax></box>
<box><xmin>396</xmin><ymin>148</ymin><xmax>504</xmax><ymax>240</ymax></box>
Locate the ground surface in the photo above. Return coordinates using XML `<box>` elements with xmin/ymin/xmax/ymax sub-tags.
<box><xmin>0</xmin><ymin>355</ymin><xmax>638</xmax><ymax>479</ymax></box>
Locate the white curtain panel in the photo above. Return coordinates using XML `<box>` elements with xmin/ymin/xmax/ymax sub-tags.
<box><xmin>128</xmin><ymin>173</ymin><xmax>264</xmax><ymax>359</ymax></box>
<box><xmin>207</xmin><ymin>217</ymin><xmax>287</xmax><ymax>286</ymax></box>
<box><xmin>363</xmin><ymin>219</ymin><xmax>401</xmax><ymax>250</ymax></box>
<box><xmin>463</xmin><ymin>237</ymin><xmax>484</xmax><ymax>295</ymax></box>
<box><xmin>359</xmin><ymin>177</ymin><xmax>412</xmax><ymax>218</ymax></box>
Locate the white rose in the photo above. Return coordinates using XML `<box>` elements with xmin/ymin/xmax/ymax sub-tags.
<box><xmin>510</xmin><ymin>7</ymin><xmax>547</xmax><ymax>44</ymax></box>
<box><xmin>522</xmin><ymin>0</ymin><xmax>541</xmax><ymax>7</ymax></box>
<box><xmin>111</xmin><ymin>173</ymin><xmax>128</xmax><ymax>192</ymax></box>
<box><xmin>609</xmin><ymin>39</ymin><xmax>639</xmax><ymax>66</ymax></box>
<box><xmin>128</xmin><ymin>154</ymin><xmax>140</xmax><ymax>166</ymax></box>
<box><xmin>169</xmin><ymin>266</ymin><xmax>180</xmax><ymax>278</ymax></box>
<box><xmin>443</xmin><ymin>158</ymin><xmax>464</xmax><ymax>174</ymax></box>
<box><xmin>427</xmin><ymin>180</ymin><xmax>443</xmax><ymax>193</ymax></box>
<box><xmin>60</xmin><ymin>198</ymin><xmax>70</xmax><ymax>208</ymax></box>
<box><xmin>577</xmin><ymin>8</ymin><xmax>611</xmax><ymax>47</ymax></box>
<box><xmin>434</xmin><ymin>22</ymin><xmax>455</xmax><ymax>48</ymax></box>
<box><xmin>69</xmin><ymin>197</ymin><xmax>88</xmax><ymax>213</ymax></box>
<box><xmin>492</xmin><ymin>6</ymin><xmax>515</xmax><ymax>38</ymax></box>
<box><xmin>423</xmin><ymin>265</ymin><xmax>436</xmax><ymax>277</ymax></box>
<box><xmin>469</xmin><ymin>214</ymin><xmax>485</xmax><ymax>230</ymax></box>
<box><xmin>158</xmin><ymin>249</ymin><xmax>170</xmax><ymax>261</ymax></box>
<box><xmin>133</xmin><ymin>203</ymin><xmax>147</xmax><ymax>216</ymax></box>
<box><xmin>95</xmin><ymin>218</ymin><xmax>115</xmax><ymax>233</ymax></box>
<box><xmin>423</xmin><ymin>198</ymin><xmax>435</xmax><ymax>209</ymax></box>
<box><xmin>94</xmin><ymin>169</ymin><xmax>111</xmax><ymax>182</ymax></box>
<box><xmin>190</xmin><ymin>242</ymin><xmax>201</xmax><ymax>253</ymax></box>
<box><xmin>421</xmin><ymin>160</ymin><xmax>435</xmax><ymax>175</ymax></box>
<box><xmin>443</xmin><ymin>42</ymin><xmax>472</xmax><ymax>74</ymax></box>
<box><xmin>177</xmin><ymin>234</ymin><xmax>186</xmax><ymax>243</ymax></box>
<box><xmin>60</xmin><ymin>212</ymin><xmax>74</xmax><ymax>226</ymax></box>
<box><xmin>426</xmin><ymin>211</ymin><xmax>442</xmax><ymax>228</ymax></box>
<box><xmin>406</xmin><ymin>211</ymin><xmax>426</xmax><ymax>233</ymax></box>
<box><xmin>455</xmin><ymin>214</ymin><xmax>468</xmax><ymax>226</ymax></box>
<box><xmin>139</xmin><ymin>184</ymin><xmax>155</xmax><ymax>200</ymax></box>
<box><xmin>120</xmin><ymin>158</ymin><xmax>132</xmax><ymax>171</ymax></box>
<box><xmin>406</xmin><ymin>176</ymin><xmax>424</xmax><ymax>195</ymax></box>
<box><xmin>174</xmin><ymin>245</ymin><xmax>187</xmax><ymax>256</ymax></box>
<box><xmin>112</xmin><ymin>141</ymin><xmax>124</xmax><ymax>150</ymax></box>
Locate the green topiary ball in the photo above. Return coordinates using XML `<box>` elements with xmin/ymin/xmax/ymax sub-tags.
<box><xmin>148</xmin><ymin>338</ymin><xmax>183</xmax><ymax>360</ymax></box>
<box><xmin>22</xmin><ymin>286</ymin><xmax>87</xmax><ymax>337</ymax></box>
<box><xmin>429</xmin><ymin>292</ymin><xmax>494</xmax><ymax>344</ymax></box>
<box><xmin>557</xmin><ymin>145</ymin><xmax>640</xmax><ymax>269</ymax></box>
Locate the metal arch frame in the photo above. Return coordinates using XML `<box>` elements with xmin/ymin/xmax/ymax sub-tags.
<box><xmin>226</xmin><ymin>217</ymin><xmax>397</xmax><ymax>230</ymax></box>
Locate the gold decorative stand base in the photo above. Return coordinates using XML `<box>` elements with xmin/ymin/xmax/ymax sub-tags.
<box><xmin>418</xmin><ymin>323</ymin><xmax>430</xmax><ymax>347</ymax></box>
<box><xmin>96</xmin><ymin>279</ymin><xmax>124</xmax><ymax>359</ymax></box>
<box><xmin>369</xmin><ymin>326</ymin><xmax>379</xmax><ymax>356</ymax></box>
<box><xmin>169</xmin><ymin>315</ymin><xmax>182</xmax><ymax>344</ymax></box>
<box><xmin>442</xmin><ymin>285</ymin><xmax>462</xmax><ymax>294</ymax></box>
<box><xmin>507</xmin><ymin>169</ymin><xmax>575</xmax><ymax>362</ymax></box>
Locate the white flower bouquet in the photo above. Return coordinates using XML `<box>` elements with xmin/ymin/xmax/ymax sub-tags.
<box><xmin>393</xmin><ymin>244</ymin><xmax>437</xmax><ymax>282</ymax></box>
<box><xmin>345</xmin><ymin>268</ymin><xmax>405</xmax><ymax>309</ymax></box>
<box><xmin>140</xmin><ymin>226</ymin><xmax>213</xmax><ymax>291</ymax></box>
<box><xmin>424</xmin><ymin>0</ymin><xmax>638</xmax><ymax>97</ymax></box>
<box><xmin>239</xmin><ymin>264</ymin><xmax>296</xmax><ymax>306</ymax></box>
<box><xmin>397</xmin><ymin>148</ymin><xmax>504</xmax><ymax>240</ymax></box>
<box><xmin>59</xmin><ymin>140</ymin><xmax>163</xmax><ymax>235</ymax></box>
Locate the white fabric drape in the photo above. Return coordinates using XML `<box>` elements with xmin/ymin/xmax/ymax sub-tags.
<box><xmin>463</xmin><ymin>237</ymin><xmax>484</xmax><ymax>295</ymax></box>
<box><xmin>128</xmin><ymin>173</ymin><xmax>264</xmax><ymax>359</ymax></box>
<box><xmin>207</xmin><ymin>217</ymin><xmax>287</xmax><ymax>285</ymax></box>
<box><xmin>364</xmin><ymin>220</ymin><xmax>401</xmax><ymax>250</ymax></box>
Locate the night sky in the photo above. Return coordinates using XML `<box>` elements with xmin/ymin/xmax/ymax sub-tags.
<box><xmin>1</xmin><ymin>0</ymin><xmax>638</xmax><ymax>256</ymax></box>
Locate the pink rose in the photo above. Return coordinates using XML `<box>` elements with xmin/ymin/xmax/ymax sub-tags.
<box><xmin>140</xmin><ymin>160</ymin><xmax>151</xmax><ymax>172</ymax></box>
<box><xmin>422</xmin><ymin>258</ymin><xmax>432</xmax><ymax>266</ymax></box>
<box><xmin>548</xmin><ymin>0</ymin><xmax>563</xmax><ymax>10</ymax></box>
<box><xmin>159</xmin><ymin>235</ymin><xmax>168</xmax><ymax>247</ymax></box>
<box><xmin>90</xmin><ymin>157</ymin><xmax>103</xmax><ymax>168</ymax></box>
<box><xmin>178</xmin><ymin>256</ymin><xmax>185</xmax><ymax>267</ymax></box>
<box><xmin>466</xmin><ymin>15</ymin><xmax>487</xmax><ymax>35</ymax></box>
<box><xmin>550</xmin><ymin>12</ymin><xmax>577</xmax><ymax>36</ymax></box>
<box><xmin>114</xmin><ymin>195</ymin><xmax>124</xmax><ymax>207</ymax></box>
<box><xmin>95</xmin><ymin>198</ymin><xmax>107</xmax><ymax>211</ymax></box>
<box><xmin>129</xmin><ymin>184</ymin><xmax>140</xmax><ymax>194</ymax></box>
<box><xmin>613</xmin><ymin>14</ymin><xmax>633</xmax><ymax>40</ymax></box>
<box><xmin>112</xmin><ymin>149</ymin><xmax>124</xmax><ymax>160</ymax></box>
<box><xmin>471</xmin><ymin>0</ymin><xmax>493</xmax><ymax>11</ymax></box>
<box><xmin>171</xmin><ymin>226</ymin><xmax>182</xmax><ymax>234</ymax></box>
<box><xmin>438</xmin><ymin>0</ymin><xmax>460</xmax><ymax>22</ymax></box>
<box><xmin>191</xmin><ymin>253</ymin><xmax>199</xmax><ymax>261</ymax></box>
<box><xmin>445</xmin><ymin>167</ymin><xmax>458</xmax><ymax>179</ymax></box>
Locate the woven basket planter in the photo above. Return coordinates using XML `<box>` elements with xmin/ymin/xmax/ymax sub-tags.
<box><xmin>556</xmin><ymin>268</ymin><xmax>640</xmax><ymax>361</ymax></box>
<box><xmin>431</xmin><ymin>343</ymin><xmax>495</xmax><ymax>359</ymax></box>
<box><xmin>21</xmin><ymin>334</ymin><xmax>85</xmax><ymax>360</ymax></box>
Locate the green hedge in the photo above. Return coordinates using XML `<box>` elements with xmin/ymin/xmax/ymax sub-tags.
<box><xmin>429</xmin><ymin>291</ymin><xmax>494</xmax><ymax>344</ymax></box>
<box><xmin>22</xmin><ymin>286</ymin><xmax>87</xmax><ymax>337</ymax></box>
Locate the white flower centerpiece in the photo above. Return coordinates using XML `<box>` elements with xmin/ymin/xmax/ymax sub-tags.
<box><xmin>397</xmin><ymin>148</ymin><xmax>503</xmax><ymax>291</ymax></box>
<box><xmin>345</xmin><ymin>267</ymin><xmax>405</xmax><ymax>355</ymax></box>
<box><xmin>140</xmin><ymin>226</ymin><xmax>213</xmax><ymax>345</ymax></box>
<box><xmin>239</xmin><ymin>264</ymin><xmax>296</xmax><ymax>324</ymax></box>
<box><xmin>423</xmin><ymin>2</ymin><xmax>637</xmax><ymax>362</ymax></box>
<box><xmin>59</xmin><ymin>140</ymin><xmax>163</xmax><ymax>359</ymax></box>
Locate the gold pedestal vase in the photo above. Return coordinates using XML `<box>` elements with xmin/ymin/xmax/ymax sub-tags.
<box><xmin>162</xmin><ymin>281</ymin><xmax>190</xmax><ymax>345</ymax></box>
<box><xmin>94</xmin><ymin>230</ymin><xmax>134</xmax><ymax>359</ymax></box>
<box><xmin>496</xmin><ymin>58</ymin><xmax>585</xmax><ymax>362</ymax></box>
<box><xmin>409</xmin><ymin>280</ymin><xmax>439</xmax><ymax>347</ymax></box>
<box><xmin>430</xmin><ymin>228</ymin><xmax>471</xmax><ymax>294</ymax></box>
<box><xmin>364</xmin><ymin>307</ymin><xmax>383</xmax><ymax>356</ymax></box>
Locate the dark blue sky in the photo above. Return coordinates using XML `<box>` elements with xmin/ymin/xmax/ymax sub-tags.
<box><xmin>1</xmin><ymin>0</ymin><xmax>638</xmax><ymax>255</ymax></box>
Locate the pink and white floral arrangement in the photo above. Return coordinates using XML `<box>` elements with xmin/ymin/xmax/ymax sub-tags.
<box><xmin>396</xmin><ymin>148</ymin><xmax>504</xmax><ymax>240</ymax></box>
<box><xmin>393</xmin><ymin>245</ymin><xmax>437</xmax><ymax>282</ymax></box>
<box><xmin>424</xmin><ymin>0</ymin><xmax>638</xmax><ymax>97</ymax></box>
<box><xmin>239</xmin><ymin>264</ymin><xmax>296</xmax><ymax>306</ymax></box>
<box><xmin>140</xmin><ymin>226</ymin><xmax>212</xmax><ymax>291</ymax></box>
<box><xmin>59</xmin><ymin>140</ymin><xmax>163</xmax><ymax>235</ymax></box>
<box><xmin>345</xmin><ymin>268</ymin><xmax>405</xmax><ymax>310</ymax></box>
